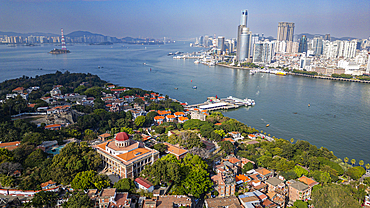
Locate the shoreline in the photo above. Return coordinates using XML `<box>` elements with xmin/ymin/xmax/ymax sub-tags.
<box><xmin>216</xmin><ymin>63</ymin><xmax>370</xmax><ymax>84</ymax></box>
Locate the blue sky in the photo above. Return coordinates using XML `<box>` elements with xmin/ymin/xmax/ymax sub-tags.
<box><xmin>0</xmin><ymin>0</ymin><xmax>369</xmax><ymax>39</ymax></box>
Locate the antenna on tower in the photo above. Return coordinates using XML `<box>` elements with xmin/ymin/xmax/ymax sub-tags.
<box><xmin>61</xmin><ymin>28</ymin><xmax>67</xmax><ymax>50</ymax></box>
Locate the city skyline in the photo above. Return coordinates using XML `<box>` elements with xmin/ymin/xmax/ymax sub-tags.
<box><xmin>0</xmin><ymin>0</ymin><xmax>369</xmax><ymax>39</ymax></box>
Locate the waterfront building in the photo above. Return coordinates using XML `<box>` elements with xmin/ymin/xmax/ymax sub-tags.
<box><xmin>236</xmin><ymin>27</ymin><xmax>252</xmax><ymax>61</ymax></box>
<box><xmin>367</xmin><ymin>53</ymin><xmax>370</xmax><ymax>73</ymax></box>
<box><xmin>93</xmin><ymin>132</ymin><xmax>159</xmax><ymax>179</ymax></box>
<box><xmin>286</xmin><ymin>180</ymin><xmax>311</xmax><ymax>202</ymax></box>
<box><xmin>252</xmin><ymin>40</ymin><xmax>275</xmax><ymax>64</ymax></box>
<box><xmin>250</xmin><ymin>34</ymin><xmax>259</xmax><ymax>57</ymax></box>
<box><xmin>236</xmin><ymin>9</ymin><xmax>251</xmax><ymax>61</ymax></box>
<box><xmin>298</xmin><ymin>35</ymin><xmax>308</xmax><ymax>53</ymax></box>
<box><xmin>323</xmin><ymin>40</ymin><xmax>340</xmax><ymax>59</ymax></box>
<box><xmin>218</xmin><ymin>36</ymin><xmax>225</xmax><ymax>52</ymax></box>
<box><xmin>277</xmin><ymin>22</ymin><xmax>295</xmax><ymax>41</ymax></box>
<box><xmin>312</xmin><ymin>36</ymin><xmax>323</xmax><ymax>56</ymax></box>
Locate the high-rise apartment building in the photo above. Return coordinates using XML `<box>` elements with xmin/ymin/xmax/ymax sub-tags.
<box><xmin>298</xmin><ymin>35</ymin><xmax>308</xmax><ymax>53</ymax></box>
<box><xmin>252</xmin><ymin>40</ymin><xmax>275</xmax><ymax>64</ymax></box>
<box><xmin>277</xmin><ymin>22</ymin><xmax>295</xmax><ymax>42</ymax></box>
<box><xmin>324</xmin><ymin>34</ymin><xmax>331</xmax><ymax>41</ymax></box>
<box><xmin>312</xmin><ymin>36</ymin><xmax>323</xmax><ymax>56</ymax></box>
<box><xmin>218</xmin><ymin>36</ymin><xmax>225</xmax><ymax>52</ymax></box>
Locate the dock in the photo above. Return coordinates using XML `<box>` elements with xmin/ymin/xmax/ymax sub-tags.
<box><xmin>186</xmin><ymin>96</ymin><xmax>255</xmax><ymax>111</ymax></box>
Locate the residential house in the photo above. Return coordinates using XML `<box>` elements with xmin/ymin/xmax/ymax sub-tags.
<box><xmin>163</xmin><ymin>142</ymin><xmax>188</xmax><ymax>159</ymax></box>
<box><xmin>174</xmin><ymin>112</ymin><xmax>185</xmax><ymax>117</ymax></box>
<box><xmin>248</xmin><ymin>134</ymin><xmax>257</xmax><ymax>140</ymax></box>
<box><xmin>44</xmin><ymin>124</ymin><xmax>64</xmax><ymax>130</ymax></box>
<box><xmin>286</xmin><ymin>179</ymin><xmax>311</xmax><ymax>202</ymax></box>
<box><xmin>298</xmin><ymin>176</ymin><xmax>319</xmax><ymax>188</ymax></box>
<box><xmin>93</xmin><ymin>132</ymin><xmax>159</xmax><ymax>179</ymax></box>
<box><xmin>37</xmin><ymin>140</ymin><xmax>58</xmax><ymax>152</ymax></box>
<box><xmin>202</xmin><ymin>140</ymin><xmax>216</xmax><ymax>153</ymax></box>
<box><xmin>89</xmin><ymin>188</ymin><xmax>131</xmax><ymax>208</ymax></box>
<box><xmin>205</xmin><ymin>196</ymin><xmax>242</xmax><ymax>208</ymax></box>
<box><xmin>229</xmin><ymin>131</ymin><xmax>243</xmax><ymax>140</ymax></box>
<box><xmin>266</xmin><ymin>177</ymin><xmax>287</xmax><ymax>207</ymax></box>
<box><xmin>238</xmin><ymin>191</ymin><xmax>268</xmax><ymax>208</ymax></box>
<box><xmin>0</xmin><ymin>141</ymin><xmax>21</xmax><ymax>151</ymax></box>
<box><xmin>50</xmin><ymin>87</ymin><xmax>61</xmax><ymax>97</ymax></box>
<box><xmin>98</xmin><ymin>133</ymin><xmax>112</xmax><ymax>141</ymax></box>
<box><xmin>255</xmin><ymin>167</ymin><xmax>273</xmax><ymax>179</ymax></box>
<box><xmin>178</xmin><ymin>116</ymin><xmax>189</xmax><ymax>123</ymax></box>
<box><xmin>12</xmin><ymin>87</ymin><xmax>24</xmax><ymax>94</ymax></box>
<box><xmin>235</xmin><ymin>174</ymin><xmax>251</xmax><ymax>185</ymax></box>
<box><xmin>134</xmin><ymin>177</ymin><xmax>154</xmax><ymax>192</ymax></box>
<box><xmin>154</xmin><ymin>116</ymin><xmax>165</xmax><ymax>125</ymax></box>
<box><xmin>157</xmin><ymin>110</ymin><xmax>171</xmax><ymax>117</ymax></box>
<box><xmin>165</xmin><ymin>115</ymin><xmax>176</xmax><ymax>122</ymax></box>
<box><xmin>156</xmin><ymin>195</ymin><xmax>192</xmax><ymax>208</ymax></box>
<box><xmin>211</xmin><ymin>172</ymin><xmax>236</xmax><ymax>197</ymax></box>
<box><xmin>40</xmin><ymin>180</ymin><xmax>57</xmax><ymax>190</ymax></box>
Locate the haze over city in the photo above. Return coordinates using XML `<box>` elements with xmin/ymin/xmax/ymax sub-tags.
<box><xmin>1</xmin><ymin>0</ymin><xmax>369</xmax><ymax>39</ymax></box>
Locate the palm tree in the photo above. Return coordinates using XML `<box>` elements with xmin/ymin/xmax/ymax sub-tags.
<box><xmin>359</xmin><ymin>160</ymin><xmax>364</xmax><ymax>166</ymax></box>
<box><xmin>344</xmin><ymin>157</ymin><xmax>349</xmax><ymax>164</ymax></box>
<box><xmin>290</xmin><ymin>138</ymin><xmax>294</xmax><ymax>144</ymax></box>
<box><xmin>351</xmin><ymin>159</ymin><xmax>356</xmax><ymax>166</ymax></box>
<box><xmin>366</xmin><ymin>163</ymin><xmax>370</xmax><ymax>170</ymax></box>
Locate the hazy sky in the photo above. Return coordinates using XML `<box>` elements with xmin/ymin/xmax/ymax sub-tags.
<box><xmin>0</xmin><ymin>0</ymin><xmax>369</xmax><ymax>39</ymax></box>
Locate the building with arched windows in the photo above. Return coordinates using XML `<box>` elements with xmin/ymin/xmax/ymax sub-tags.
<box><xmin>94</xmin><ymin>132</ymin><xmax>159</xmax><ymax>179</ymax></box>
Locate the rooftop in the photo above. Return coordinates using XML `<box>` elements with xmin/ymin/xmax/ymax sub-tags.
<box><xmin>266</xmin><ymin>177</ymin><xmax>284</xmax><ymax>187</ymax></box>
<box><xmin>163</xmin><ymin>142</ymin><xmax>188</xmax><ymax>156</ymax></box>
<box><xmin>135</xmin><ymin>177</ymin><xmax>153</xmax><ymax>189</ymax></box>
<box><xmin>205</xmin><ymin>196</ymin><xmax>242</xmax><ymax>208</ymax></box>
<box><xmin>298</xmin><ymin>175</ymin><xmax>319</xmax><ymax>187</ymax></box>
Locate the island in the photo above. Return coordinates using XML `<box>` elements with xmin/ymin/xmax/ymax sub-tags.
<box><xmin>49</xmin><ymin>48</ymin><xmax>71</xmax><ymax>54</ymax></box>
<box><xmin>0</xmin><ymin>71</ymin><xmax>369</xmax><ymax>208</ymax></box>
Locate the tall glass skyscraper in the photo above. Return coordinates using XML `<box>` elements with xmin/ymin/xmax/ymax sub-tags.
<box><xmin>298</xmin><ymin>35</ymin><xmax>308</xmax><ymax>53</ymax></box>
<box><xmin>236</xmin><ymin>9</ymin><xmax>251</xmax><ymax>61</ymax></box>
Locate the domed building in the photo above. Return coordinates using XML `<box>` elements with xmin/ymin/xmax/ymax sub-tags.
<box><xmin>94</xmin><ymin>132</ymin><xmax>159</xmax><ymax>179</ymax></box>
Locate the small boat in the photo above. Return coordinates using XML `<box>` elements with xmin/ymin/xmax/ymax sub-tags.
<box><xmin>308</xmin><ymin>103</ymin><xmax>310</xmax><ymax>107</ymax></box>
<box><xmin>266</xmin><ymin>124</ymin><xmax>270</xmax><ymax>127</ymax></box>
<box><xmin>174</xmin><ymin>88</ymin><xmax>178</xmax><ymax>90</ymax></box>
<box><xmin>193</xmin><ymin>86</ymin><xmax>197</xmax><ymax>89</ymax></box>
<box><xmin>143</xmin><ymin>63</ymin><xmax>146</xmax><ymax>65</ymax></box>
<box><xmin>194</xmin><ymin>60</ymin><xmax>200</xmax><ymax>64</ymax></box>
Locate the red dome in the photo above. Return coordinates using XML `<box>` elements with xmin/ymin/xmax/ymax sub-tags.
<box><xmin>115</xmin><ymin>132</ymin><xmax>129</xmax><ymax>141</ymax></box>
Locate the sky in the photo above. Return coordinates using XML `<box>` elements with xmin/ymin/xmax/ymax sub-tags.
<box><xmin>0</xmin><ymin>0</ymin><xmax>369</xmax><ymax>40</ymax></box>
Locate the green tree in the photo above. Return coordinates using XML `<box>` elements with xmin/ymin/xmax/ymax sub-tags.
<box><xmin>218</xmin><ymin>141</ymin><xmax>234</xmax><ymax>154</ymax></box>
<box><xmin>134</xmin><ymin>116</ymin><xmax>146</xmax><ymax>127</ymax></box>
<box><xmin>293</xmin><ymin>200</ymin><xmax>308</xmax><ymax>208</ymax></box>
<box><xmin>113</xmin><ymin>178</ymin><xmax>136</xmax><ymax>193</ymax></box>
<box><xmin>359</xmin><ymin>160</ymin><xmax>364</xmax><ymax>166</ymax></box>
<box><xmin>84</xmin><ymin>129</ymin><xmax>97</xmax><ymax>141</ymax></box>
<box><xmin>0</xmin><ymin>148</ymin><xmax>13</xmax><ymax>164</ymax></box>
<box><xmin>320</xmin><ymin>172</ymin><xmax>331</xmax><ymax>185</ymax></box>
<box><xmin>62</xmin><ymin>191</ymin><xmax>93</xmax><ymax>208</ymax></box>
<box><xmin>366</xmin><ymin>163</ymin><xmax>370</xmax><ymax>170</ymax></box>
<box><xmin>242</xmin><ymin>162</ymin><xmax>254</xmax><ymax>174</ymax></box>
<box><xmin>294</xmin><ymin>165</ymin><xmax>309</xmax><ymax>177</ymax></box>
<box><xmin>28</xmin><ymin>191</ymin><xmax>58</xmax><ymax>208</ymax></box>
<box><xmin>346</xmin><ymin>166</ymin><xmax>365</xmax><ymax>180</ymax></box>
<box><xmin>214</xmin><ymin>129</ymin><xmax>226</xmax><ymax>137</ymax></box>
<box><xmin>120</xmin><ymin>126</ymin><xmax>134</xmax><ymax>134</ymax></box>
<box><xmin>24</xmin><ymin>149</ymin><xmax>47</xmax><ymax>168</ymax></box>
<box><xmin>290</xmin><ymin>138</ymin><xmax>294</xmax><ymax>144</ymax></box>
<box><xmin>48</xmin><ymin>142</ymin><xmax>102</xmax><ymax>185</ymax></box>
<box><xmin>344</xmin><ymin>157</ymin><xmax>349</xmax><ymax>164</ymax></box>
<box><xmin>0</xmin><ymin>176</ymin><xmax>15</xmax><ymax>187</ymax></box>
<box><xmin>71</xmin><ymin>170</ymin><xmax>111</xmax><ymax>190</ymax></box>
<box><xmin>153</xmin><ymin>143</ymin><xmax>168</xmax><ymax>154</ymax></box>
<box><xmin>312</xmin><ymin>184</ymin><xmax>361</xmax><ymax>208</ymax></box>
<box><xmin>351</xmin><ymin>159</ymin><xmax>356</xmax><ymax>166</ymax></box>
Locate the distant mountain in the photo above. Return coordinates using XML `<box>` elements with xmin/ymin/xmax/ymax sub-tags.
<box><xmin>0</xmin><ymin>31</ymin><xmax>58</xmax><ymax>37</ymax></box>
<box><xmin>296</xmin><ymin>33</ymin><xmax>358</xmax><ymax>41</ymax></box>
<box><xmin>66</xmin><ymin>31</ymin><xmax>105</xmax><ymax>38</ymax></box>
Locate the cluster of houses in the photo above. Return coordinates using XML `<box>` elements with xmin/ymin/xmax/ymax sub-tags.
<box><xmin>4</xmin><ymin>86</ymin><xmax>40</xmax><ymax>101</ymax></box>
<box><xmin>205</xmin><ymin>154</ymin><xmax>320</xmax><ymax>208</ymax></box>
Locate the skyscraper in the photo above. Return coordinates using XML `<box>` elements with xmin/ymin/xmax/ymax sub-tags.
<box><xmin>236</xmin><ymin>9</ymin><xmax>251</xmax><ymax>61</ymax></box>
<box><xmin>324</xmin><ymin>34</ymin><xmax>331</xmax><ymax>41</ymax></box>
<box><xmin>218</xmin><ymin>36</ymin><xmax>225</xmax><ymax>52</ymax></box>
<box><xmin>298</xmin><ymin>35</ymin><xmax>307</xmax><ymax>53</ymax></box>
<box><xmin>240</xmin><ymin>10</ymin><xmax>248</xmax><ymax>27</ymax></box>
<box><xmin>277</xmin><ymin>22</ymin><xmax>295</xmax><ymax>42</ymax></box>
<box><xmin>252</xmin><ymin>40</ymin><xmax>275</xmax><ymax>64</ymax></box>
<box><xmin>312</xmin><ymin>36</ymin><xmax>323</xmax><ymax>56</ymax></box>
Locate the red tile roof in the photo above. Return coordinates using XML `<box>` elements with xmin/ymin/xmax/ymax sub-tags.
<box><xmin>135</xmin><ymin>177</ymin><xmax>153</xmax><ymax>189</ymax></box>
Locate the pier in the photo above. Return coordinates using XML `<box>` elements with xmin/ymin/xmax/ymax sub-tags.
<box><xmin>186</xmin><ymin>96</ymin><xmax>255</xmax><ymax>111</ymax></box>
